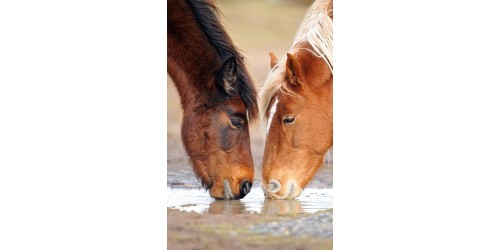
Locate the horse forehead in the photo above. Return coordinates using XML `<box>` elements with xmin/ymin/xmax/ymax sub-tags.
<box><xmin>220</xmin><ymin>95</ymin><xmax>247</xmax><ymax>113</ymax></box>
<box><xmin>276</xmin><ymin>92</ymin><xmax>304</xmax><ymax>112</ymax></box>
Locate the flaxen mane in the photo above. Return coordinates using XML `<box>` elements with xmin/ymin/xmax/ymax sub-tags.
<box><xmin>259</xmin><ymin>0</ymin><xmax>333</xmax><ymax>125</ymax></box>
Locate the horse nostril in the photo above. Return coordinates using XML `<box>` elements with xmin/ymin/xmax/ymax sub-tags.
<box><xmin>240</xmin><ymin>180</ymin><xmax>252</xmax><ymax>197</ymax></box>
<box><xmin>268</xmin><ymin>179</ymin><xmax>282</xmax><ymax>193</ymax></box>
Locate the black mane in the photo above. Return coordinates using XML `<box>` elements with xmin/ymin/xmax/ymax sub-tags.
<box><xmin>186</xmin><ymin>0</ymin><xmax>259</xmax><ymax>122</ymax></box>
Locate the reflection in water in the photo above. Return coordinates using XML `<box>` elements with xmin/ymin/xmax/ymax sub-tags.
<box><xmin>208</xmin><ymin>200</ymin><xmax>247</xmax><ymax>214</ymax></box>
<box><xmin>167</xmin><ymin>187</ymin><xmax>332</xmax><ymax>215</ymax></box>
<box><xmin>207</xmin><ymin>199</ymin><xmax>302</xmax><ymax>215</ymax></box>
<box><xmin>261</xmin><ymin>199</ymin><xmax>301</xmax><ymax>215</ymax></box>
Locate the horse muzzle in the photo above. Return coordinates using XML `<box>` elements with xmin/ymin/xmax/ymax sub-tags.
<box><xmin>221</xmin><ymin>179</ymin><xmax>252</xmax><ymax>200</ymax></box>
<box><xmin>263</xmin><ymin>179</ymin><xmax>303</xmax><ymax>199</ymax></box>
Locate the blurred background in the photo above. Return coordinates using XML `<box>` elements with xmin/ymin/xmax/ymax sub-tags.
<box><xmin>167</xmin><ymin>0</ymin><xmax>332</xmax><ymax>189</ymax></box>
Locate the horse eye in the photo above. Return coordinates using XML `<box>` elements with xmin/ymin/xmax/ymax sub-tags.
<box><xmin>230</xmin><ymin>118</ymin><xmax>243</xmax><ymax>129</ymax></box>
<box><xmin>283</xmin><ymin>116</ymin><xmax>296</xmax><ymax>125</ymax></box>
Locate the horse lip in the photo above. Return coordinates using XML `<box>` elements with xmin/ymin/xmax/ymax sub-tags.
<box><xmin>223</xmin><ymin>180</ymin><xmax>234</xmax><ymax>200</ymax></box>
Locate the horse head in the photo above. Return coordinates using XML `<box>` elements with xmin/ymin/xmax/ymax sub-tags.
<box><xmin>261</xmin><ymin>47</ymin><xmax>332</xmax><ymax>199</ymax></box>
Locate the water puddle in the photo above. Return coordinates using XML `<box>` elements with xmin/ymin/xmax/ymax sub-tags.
<box><xmin>167</xmin><ymin>187</ymin><xmax>333</xmax><ymax>215</ymax></box>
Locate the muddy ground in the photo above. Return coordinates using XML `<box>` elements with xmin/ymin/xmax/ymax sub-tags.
<box><xmin>167</xmin><ymin>208</ymin><xmax>333</xmax><ymax>250</ymax></box>
<box><xmin>168</xmin><ymin>1</ymin><xmax>332</xmax><ymax>249</ymax></box>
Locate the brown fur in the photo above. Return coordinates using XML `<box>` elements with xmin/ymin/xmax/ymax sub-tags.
<box><xmin>259</xmin><ymin>0</ymin><xmax>332</xmax><ymax>199</ymax></box>
<box><xmin>167</xmin><ymin>0</ymin><xmax>258</xmax><ymax>199</ymax></box>
<box><xmin>262</xmin><ymin>44</ymin><xmax>332</xmax><ymax>198</ymax></box>
<box><xmin>269</xmin><ymin>51</ymin><xmax>279</xmax><ymax>68</ymax></box>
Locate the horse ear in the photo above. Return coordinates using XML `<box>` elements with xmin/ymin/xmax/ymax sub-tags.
<box><xmin>286</xmin><ymin>52</ymin><xmax>303</xmax><ymax>87</ymax></box>
<box><xmin>269</xmin><ymin>51</ymin><xmax>279</xmax><ymax>68</ymax></box>
<box><xmin>217</xmin><ymin>56</ymin><xmax>237</xmax><ymax>95</ymax></box>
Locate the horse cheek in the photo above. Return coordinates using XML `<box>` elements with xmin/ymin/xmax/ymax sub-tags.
<box><xmin>219</xmin><ymin>127</ymin><xmax>237</xmax><ymax>151</ymax></box>
<box><xmin>220</xmin><ymin>128</ymin><xmax>230</xmax><ymax>151</ymax></box>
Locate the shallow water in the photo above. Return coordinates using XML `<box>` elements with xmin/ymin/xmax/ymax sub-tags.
<box><xmin>167</xmin><ymin>187</ymin><xmax>333</xmax><ymax>215</ymax></box>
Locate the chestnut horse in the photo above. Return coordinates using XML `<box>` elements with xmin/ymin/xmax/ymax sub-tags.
<box><xmin>259</xmin><ymin>0</ymin><xmax>333</xmax><ymax>199</ymax></box>
<box><xmin>168</xmin><ymin>0</ymin><xmax>258</xmax><ymax>200</ymax></box>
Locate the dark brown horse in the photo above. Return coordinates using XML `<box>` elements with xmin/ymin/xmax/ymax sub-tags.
<box><xmin>167</xmin><ymin>0</ymin><xmax>258</xmax><ymax>200</ymax></box>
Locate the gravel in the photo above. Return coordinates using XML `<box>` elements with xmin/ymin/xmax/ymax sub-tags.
<box><xmin>249</xmin><ymin>211</ymin><xmax>333</xmax><ymax>238</ymax></box>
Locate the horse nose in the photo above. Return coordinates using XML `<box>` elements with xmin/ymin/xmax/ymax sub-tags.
<box><xmin>268</xmin><ymin>179</ymin><xmax>282</xmax><ymax>193</ymax></box>
<box><xmin>240</xmin><ymin>180</ymin><xmax>252</xmax><ymax>198</ymax></box>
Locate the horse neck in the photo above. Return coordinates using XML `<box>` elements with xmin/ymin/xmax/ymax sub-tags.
<box><xmin>167</xmin><ymin>0</ymin><xmax>221</xmax><ymax>110</ymax></box>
